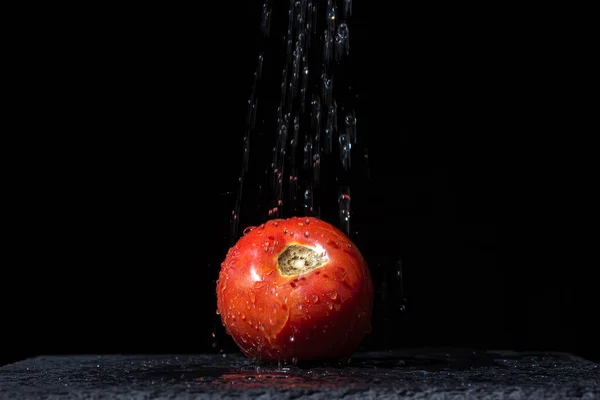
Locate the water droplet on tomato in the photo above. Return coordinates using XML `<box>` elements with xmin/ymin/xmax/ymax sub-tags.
<box><xmin>327</xmin><ymin>290</ymin><xmax>338</xmax><ymax>300</ymax></box>
<box><xmin>241</xmin><ymin>313</ymin><xmax>246</xmax><ymax>320</ymax></box>
<box><xmin>304</xmin><ymin>231</ymin><xmax>310</xmax><ymax>238</ymax></box>
<box><xmin>283</xmin><ymin>228</ymin><xmax>288</xmax><ymax>234</ymax></box>
<box><xmin>216</xmin><ymin>309</ymin><xmax>221</xmax><ymax>315</ymax></box>
<box><xmin>243</xmin><ymin>226</ymin><xmax>255</xmax><ymax>235</ymax></box>
<box><xmin>270</xmin><ymin>287</ymin><xmax>276</xmax><ymax>295</ymax></box>
<box><xmin>298</xmin><ymin>304</ymin><xmax>303</xmax><ymax>311</ymax></box>
<box><xmin>312</xmin><ymin>294</ymin><xmax>319</xmax><ymax>303</ymax></box>
<box><xmin>304</xmin><ymin>219</ymin><xmax>310</xmax><ymax>225</ymax></box>
<box><xmin>290</xmin><ymin>232</ymin><xmax>295</xmax><ymax>237</ymax></box>
<box><xmin>326</xmin><ymin>302</ymin><xmax>333</xmax><ymax>310</ymax></box>
<box><xmin>274</xmin><ymin>222</ymin><xmax>279</xmax><ymax>227</ymax></box>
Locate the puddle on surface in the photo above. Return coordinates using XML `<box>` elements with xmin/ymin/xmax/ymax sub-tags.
<box><xmin>135</xmin><ymin>349</ymin><xmax>516</xmax><ymax>390</ymax></box>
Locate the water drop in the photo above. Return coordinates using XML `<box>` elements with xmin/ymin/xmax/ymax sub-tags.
<box><xmin>335</xmin><ymin>23</ymin><xmax>350</xmax><ymax>61</ymax></box>
<box><xmin>326</xmin><ymin>302</ymin><xmax>333</xmax><ymax>310</ymax></box>
<box><xmin>256</xmin><ymin>53</ymin><xmax>264</xmax><ymax>81</ymax></box>
<box><xmin>304</xmin><ymin>231</ymin><xmax>310</xmax><ymax>238</ymax></box>
<box><xmin>298</xmin><ymin>304</ymin><xmax>303</xmax><ymax>311</ymax></box>
<box><xmin>338</xmin><ymin>188</ymin><xmax>351</xmax><ymax>235</ymax></box>
<box><xmin>211</xmin><ymin>332</ymin><xmax>216</xmax><ymax>338</ymax></box>
<box><xmin>289</xmin><ymin>335</ymin><xmax>295</xmax><ymax>343</ymax></box>
<box><xmin>339</xmin><ymin>133</ymin><xmax>351</xmax><ymax>170</ymax></box>
<box><xmin>323</xmin><ymin>30</ymin><xmax>333</xmax><ymax>64</ymax></box>
<box><xmin>343</xmin><ymin>0</ymin><xmax>352</xmax><ymax>19</ymax></box>
<box><xmin>283</xmin><ymin>228</ymin><xmax>288</xmax><ymax>234</ymax></box>
<box><xmin>216</xmin><ymin>309</ymin><xmax>221</xmax><ymax>315</ymax></box>
<box><xmin>345</xmin><ymin>112</ymin><xmax>357</xmax><ymax>144</ymax></box>
<box><xmin>312</xmin><ymin>294</ymin><xmax>319</xmax><ymax>303</ymax></box>
<box><xmin>328</xmin><ymin>290</ymin><xmax>338</xmax><ymax>300</ymax></box>
<box><xmin>327</xmin><ymin>1</ymin><xmax>337</xmax><ymax>33</ymax></box>
<box><xmin>321</xmin><ymin>73</ymin><xmax>333</xmax><ymax>107</ymax></box>
<box><xmin>261</xmin><ymin>2</ymin><xmax>272</xmax><ymax>37</ymax></box>
<box><xmin>304</xmin><ymin>186</ymin><xmax>313</xmax><ymax>216</ymax></box>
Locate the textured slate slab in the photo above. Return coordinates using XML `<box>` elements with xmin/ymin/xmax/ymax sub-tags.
<box><xmin>1</xmin><ymin>349</ymin><xmax>598</xmax><ymax>399</ymax></box>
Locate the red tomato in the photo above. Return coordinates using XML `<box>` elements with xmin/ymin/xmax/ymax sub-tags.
<box><xmin>216</xmin><ymin>216</ymin><xmax>374</xmax><ymax>363</ymax></box>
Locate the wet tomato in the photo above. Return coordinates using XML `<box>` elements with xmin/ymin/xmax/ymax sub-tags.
<box><xmin>216</xmin><ymin>216</ymin><xmax>374</xmax><ymax>363</ymax></box>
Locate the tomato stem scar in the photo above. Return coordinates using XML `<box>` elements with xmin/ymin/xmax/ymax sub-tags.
<box><xmin>277</xmin><ymin>244</ymin><xmax>327</xmax><ymax>276</ymax></box>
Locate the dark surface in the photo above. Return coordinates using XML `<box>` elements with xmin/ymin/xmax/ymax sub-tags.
<box><xmin>1</xmin><ymin>349</ymin><xmax>598</xmax><ymax>399</ymax></box>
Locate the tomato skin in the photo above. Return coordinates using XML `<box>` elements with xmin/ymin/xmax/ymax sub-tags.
<box><xmin>216</xmin><ymin>216</ymin><xmax>374</xmax><ymax>363</ymax></box>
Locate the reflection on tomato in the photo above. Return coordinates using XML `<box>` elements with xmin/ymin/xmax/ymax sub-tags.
<box><xmin>216</xmin><ymin>216</ymin><xmax>374</xmax><ymax>363</ymax></box>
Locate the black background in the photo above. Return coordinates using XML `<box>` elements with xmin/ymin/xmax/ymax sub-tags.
<box><xmin>3</xmin><ymin>2</ymin><xmax>596</xmax><ymax>366</ymax></box>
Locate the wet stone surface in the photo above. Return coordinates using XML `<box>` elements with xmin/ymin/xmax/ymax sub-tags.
<box><xmin>1</xmin><ymin>349</ymin><xmax>598</xmax><ymax>399</ymax></box>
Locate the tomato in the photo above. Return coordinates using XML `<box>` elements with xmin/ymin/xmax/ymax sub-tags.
<box><xmin>216</xmin><ymin>216</ymin><xmax>374</xmax><ymax>363</ymax></box>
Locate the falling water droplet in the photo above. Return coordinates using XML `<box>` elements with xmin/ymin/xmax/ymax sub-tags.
<box><xmin>256</xmin><ymin>53</ymin><xmax>264</xmax><ymax>81</ymax></box>
<box><xmin>395</xmin><ymin>259</ymin><xmax>407</xmax><ymax>312</ymax></box>
<box><xmin>327</xmin><ymin>1</ymin><xmax>337</xmax><ymax>33</ymax></box>
<box><xmin>345</xmin><ymin>112</ymin><xmax>357</xmax><ymax>144</ymax></box>
<box><xmin>335</xmin><ymin>23</ymin><xmax>350</xmax><ymax>61</ymax></box>
<box><xmin>261</xmin><ymin>2</ymin><xmax>272</xmax><ymax>37</ymax></box>
<box><xmin>338</xmin><ymin>189</ymin><xmax>351</xmax><ymax>235</ymax></box>
<box><xmin>339</xmin><ymin>133</ymin><xmax>351</xmax><ymax>170</ymax></box>
<box><xmin>289</xmin><ymin>335</ymin><xmax>295</xmax><ymax>343</ymax></box>
<box><xmin>321</xmin><ymin>73</ymin><xmax>333</xmax><ymax>107</ymax></box>
<box><xmin>343</xmin><ymin>0</ymin><xmax>352</xmax><ymax>19</ymax></box>
<box><xmin>304</xmin><ymin>186</ymin><xmax>313</xmax><ymax>216</ymax></box>
<box><xmin>323</xmin><ymin>30</ymin><xmax>333</xmax><ymax>65</ymax></box>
